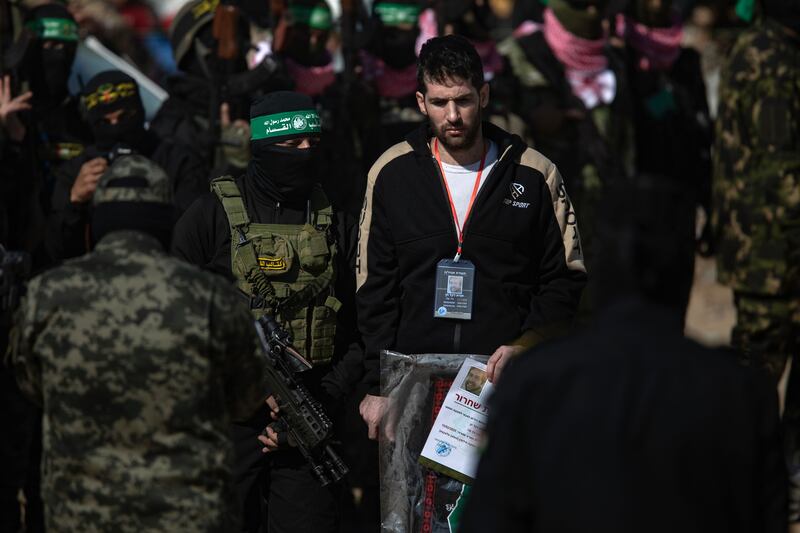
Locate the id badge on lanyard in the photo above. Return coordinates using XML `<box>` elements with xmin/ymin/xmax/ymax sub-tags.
<box><xmin>434</xmin><ymin>258</ymin><xmax>476</xmax><ymax>319</ymax></box>
<box><xmin>431</xmin><ymin>138</ymin><xmax>485</xmax><ymax>321</ymax></box>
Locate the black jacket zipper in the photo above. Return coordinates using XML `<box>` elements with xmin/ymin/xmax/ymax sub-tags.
<box><xmin>427</xmin><ymin>140</ymin><xmax>515</xmax><ymax>352</ymax></box>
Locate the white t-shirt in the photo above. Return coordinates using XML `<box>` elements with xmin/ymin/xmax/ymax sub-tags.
<box><xmin>438</xmin><ymin>140</ymin><xmax>499</xmax><ymax>233</ymax></box>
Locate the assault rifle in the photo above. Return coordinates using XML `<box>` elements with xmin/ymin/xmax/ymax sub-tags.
<box><xmin>254</xmin><ymin>313</ymin><xmax>348</xmax><ymax>486</ymax></box>
<box><xmin>210</xmin><ymin>1</ymin><xmax>240</xmax><ymax>138</ymax></box>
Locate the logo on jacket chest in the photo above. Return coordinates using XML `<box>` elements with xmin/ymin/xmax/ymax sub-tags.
<box><xmin>503</xmin><ymin>182</ymin><xmax>530</xmax><ymax>208</ymax></box>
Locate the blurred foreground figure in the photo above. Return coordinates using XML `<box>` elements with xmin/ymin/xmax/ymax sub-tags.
<box><xmin>10</xmin><ymin>156</ymin><xmax>267</xmax><ymax>532</ymax></box>
<box><xmin>462</xmin><ymin>175</ymin><xmax>787</xmax><ymax>533</ymax></box>
<box><xmin>712</xmin><ymin>0</ymin><xmax>800</xmax><ymax>521</ymax></box>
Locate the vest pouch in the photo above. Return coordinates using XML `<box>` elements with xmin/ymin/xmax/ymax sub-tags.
<box><xmin>282</xmin><ymin>309</ymin><xmax>312</xmax><ymax>362</ymax></box>
<box><xmin>308</xmin><ymin>296</ymin><xmax>341</xmax><ymax>364</ymax></box>
<box><xmin>287</xmin><ymin>312</ymin><xmax>308</xmax><ymax>348</ymax></box>
<box><xmin>253</xmin><ymin>234</ymin><xmax>294</xmax><ymax>276</ymax></box>
<box><xmin>297</xmin><ymin>224</ymin><xmax>331</xmax><ymax>274</ymax></box>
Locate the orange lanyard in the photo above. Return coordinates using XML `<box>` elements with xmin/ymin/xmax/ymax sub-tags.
<box><xmin>433</xmin><ymin>138</ymin><xmax>487</xmax><ymax>262</ymax></box>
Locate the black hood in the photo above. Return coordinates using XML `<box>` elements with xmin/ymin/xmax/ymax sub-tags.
<box><xmin>81</xmin><ymin>70</ymin><xmax>147</xmax><ymax>151</ymax></box>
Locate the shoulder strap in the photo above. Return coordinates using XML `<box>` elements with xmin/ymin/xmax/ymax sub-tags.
<box><xmin>211</xmin><ymin>176</ymin><xmax>275</xmax><ymax>306</ymax></box>
<box><xmin>309</xmin><ymin>185</ymin><xmax>333</xmax><ymax>227</ymax></box>
<box><xmin>211</xmin><ymin>175</ymin><xmax>251</xmax><ymax>229</ymax></box>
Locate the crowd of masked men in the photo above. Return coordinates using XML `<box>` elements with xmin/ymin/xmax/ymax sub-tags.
<box><xmin>0</xmin><ymin>0</ymin><xmax>798</xmax><ymax>531</ymax></box>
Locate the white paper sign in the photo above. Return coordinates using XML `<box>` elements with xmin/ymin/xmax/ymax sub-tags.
<box><xmin>419</xmin><ymin>358</ymin><xmax>493</xmax><ymax>483</ymax></box>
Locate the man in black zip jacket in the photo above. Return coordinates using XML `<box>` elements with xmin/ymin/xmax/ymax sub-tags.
<box><xmin>357</xmin><ymin>35</ymin><xmax>587</xmax><ymax>438</ymax></box>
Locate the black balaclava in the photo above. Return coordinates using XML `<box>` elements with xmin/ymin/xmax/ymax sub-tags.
<box><xmin>81</xmin><ymin>71</ymin><xmax>146</xmax><ymax>152</ymax></box>
<box><xmin>550</xmin><ymin>0</ymin><xmax>606</xmax><ymax>40</ymax></box>
<box><xmin>633</xmin><ymin>0</ymin><xmax>674</xmax><ymax>28</ymax></box>
<box><xmin>369</xmin><ymin>1</ymin><xmax>421</xmax><ymax>69</ymax></box>
<box><xmin>375</xmin><ymin>27</ymin><xmax>419</xmax><ymax>69</ymax></box>
<box><xmin>437</xmin><ymin>0</ymin><xmax>494</xmax><ymax>40</ymax></box>
<box><xmin>247</xmin><ymin>91</ymin><xmax>321</xmax><ymax>204</ymax></box>
<box><xmin>282</xmin><ymin>0</ymin><xmax>333</xmax><ymax>67</ymax></box>
<box><xmin>26</xmin><ymin>4</ymin><xmax>79</xmax><ymax>105</ymax></box>
<box><xmin>764</xmin><ymin>0</ymin><xmax>800</xmax><ymax>35</ymax></box>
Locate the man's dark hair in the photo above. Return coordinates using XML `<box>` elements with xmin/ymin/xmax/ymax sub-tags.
<box><xmin>594</xmin><ymin>174</ymin><xmax>696</xmax><ymax>314</ymax></box>
<box><xmin>417</xmin><ymin>35</ymin><xmax>485</xmax><ymax>94</ymax></box>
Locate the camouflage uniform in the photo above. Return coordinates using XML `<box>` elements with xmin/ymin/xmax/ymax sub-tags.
<box><xmin>10</xmin><ymin>155</ymin><xmax>267</xmax><ymax>532</ymax></box>
<box><xmin>712</xmin><ymin>16</ymin><xmax>800</xmax><ymax>519</ymax></box>
<box><xmin>713</xmin><ymin>17</ymin><xmax>800</xmax><ymax>370</ymax></box>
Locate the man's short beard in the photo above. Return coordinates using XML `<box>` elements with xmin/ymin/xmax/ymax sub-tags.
<box><xmin>432</xmin><ymin>114</ymin><xmax>482</xmax><ymax>154</ymax></box>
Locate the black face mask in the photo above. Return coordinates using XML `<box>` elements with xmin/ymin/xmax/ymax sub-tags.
<box><xmin>249</xmin><ymin>144</ymin><xmax>320</xmax><ymax>203</ymax></box>
<box><xmin>634</xmin><ymin>0</ymin><xmax>673</xmax><ymax>27</ymax></box>
<box><xmin>89</xmin><ymin>107</ymin><xmax>146</xmax><ymax>152</ymax></box>
<box><xmin>550</xmin><ymin>0</ymin><xmax>603</xmax><ymax>40</ymax></box>
<box><xmin>283</xmin><ymin>26</ymin><xmax>330</xmax><ymax>66</ymax></box>
<box><xmin>375</xmin><ymin>28</ymin><xmax>419</xmax><ymax>69</ymax></box>
<box><xmin>30</xmin><ymin>42</ymin><xmax>75</xmax><ymax>103</ymax></box>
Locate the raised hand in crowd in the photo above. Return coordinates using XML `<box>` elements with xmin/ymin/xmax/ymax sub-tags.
<box><xmin>70</xmin><ymin>157</ymin><xmax>108</xmax><ymax>203</ymax></box>
<box><xmin>0</xmin><ymin>75</ymin><xmax>32</xmax><ymax>142</ymax></box>
<box><xmin>220</xmin><ymin>102</ymin><xmax>251</xmax><ymax>169</ymax></box>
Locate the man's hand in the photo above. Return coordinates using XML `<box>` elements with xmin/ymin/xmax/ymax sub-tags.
<box><xmin>0</xmin><ymin>75</ymin><xmax>32</xmax><ymax>142</ymax></box>
<box><xmin>219</xmin><ymin>102</ymin><xmax>250</xmax><ymax>133</ymax></box>
<box><xmin>359</xmin><ymin>394</ymin><xmax>389</xmax><ymax>440</ymax></box>
<box><xmin>257</xmin><ymin>396</ymin><xmax>283</xmax><ymax>453</ymax></box>
<box><xmin>486</xmin><ymin>344</ymin><xmax>527</xmax><ymax>384</ymax></box>
<box><xmin>70</xmin><ymin>157</ymin><xmax>108</xmax><ymax>203</ymax></box>
<box><xmin>220</xmin><ymin>102</ymin><xmax>250</xmax><ymax>168</ymax></box>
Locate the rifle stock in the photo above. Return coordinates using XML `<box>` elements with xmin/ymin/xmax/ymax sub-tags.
<box><xmin>212</xmin><ymin>4</ymin><xmax>239</xmax><ymax>60</ymax></box>
<box><xmin>270</xmin><ymin>0</ymin><xmax>287</xmax><ymax>53</ymax></box>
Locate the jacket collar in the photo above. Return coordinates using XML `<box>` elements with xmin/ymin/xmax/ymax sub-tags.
<box><xmin>94</xmin><ymin>230</ymin><xmax>165</xmax><ymax>255</ymax></box>
<box><xmin>405</xmin><ymin>120</ymin><xmax>527</xmax><ymax>163</ymax></box>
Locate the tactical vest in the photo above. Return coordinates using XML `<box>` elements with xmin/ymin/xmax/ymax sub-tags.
<box><xmin>211</xmin><ymin>176</ymin><xmax>340</xmax><ymax>365</ymax></box>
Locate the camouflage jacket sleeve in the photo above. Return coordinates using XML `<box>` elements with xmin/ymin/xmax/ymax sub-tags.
<box><xmin>9</xmin><ymin>277</ymin><xmax>44</xmax><ymax>406</ymax></box>
<box><xmin>712</xmin><ymin>19</ymin><xmax>800</xmax><ymax>294</ymax></box>
<box><xmin>209</xmin><ymin>283</ymin><xmax>268</xmax><ymax>421</ymax></box>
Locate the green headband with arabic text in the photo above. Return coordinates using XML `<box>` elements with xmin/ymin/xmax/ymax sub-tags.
<box><xmin>251</xmin><ymin>109</ymin><xmax>322</xmax><ymax>141</ymax></box>
<box><xmin>375</xmin><ymin>3</ymin><xmax>421</xmax><ymax>26</ymax></box>
<box><xmin>735</xmin><ymin>0</ymin><xmax>755</xmax><ymax>22</ymax></box>
<box><xmin>26</xmin><ymin>17</ymin><xmax>79</xmax><ymax>41</ymax></box>
<box><xmin>288</xmin><ymin>5</ymin><xmax>333</xmax><ymax>30</ymax></box>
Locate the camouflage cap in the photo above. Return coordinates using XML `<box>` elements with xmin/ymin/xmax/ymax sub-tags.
<box><xmin>92</xmin><ymin>155</ymin><xmax>172</xmax><ymax>206</ymax></box>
